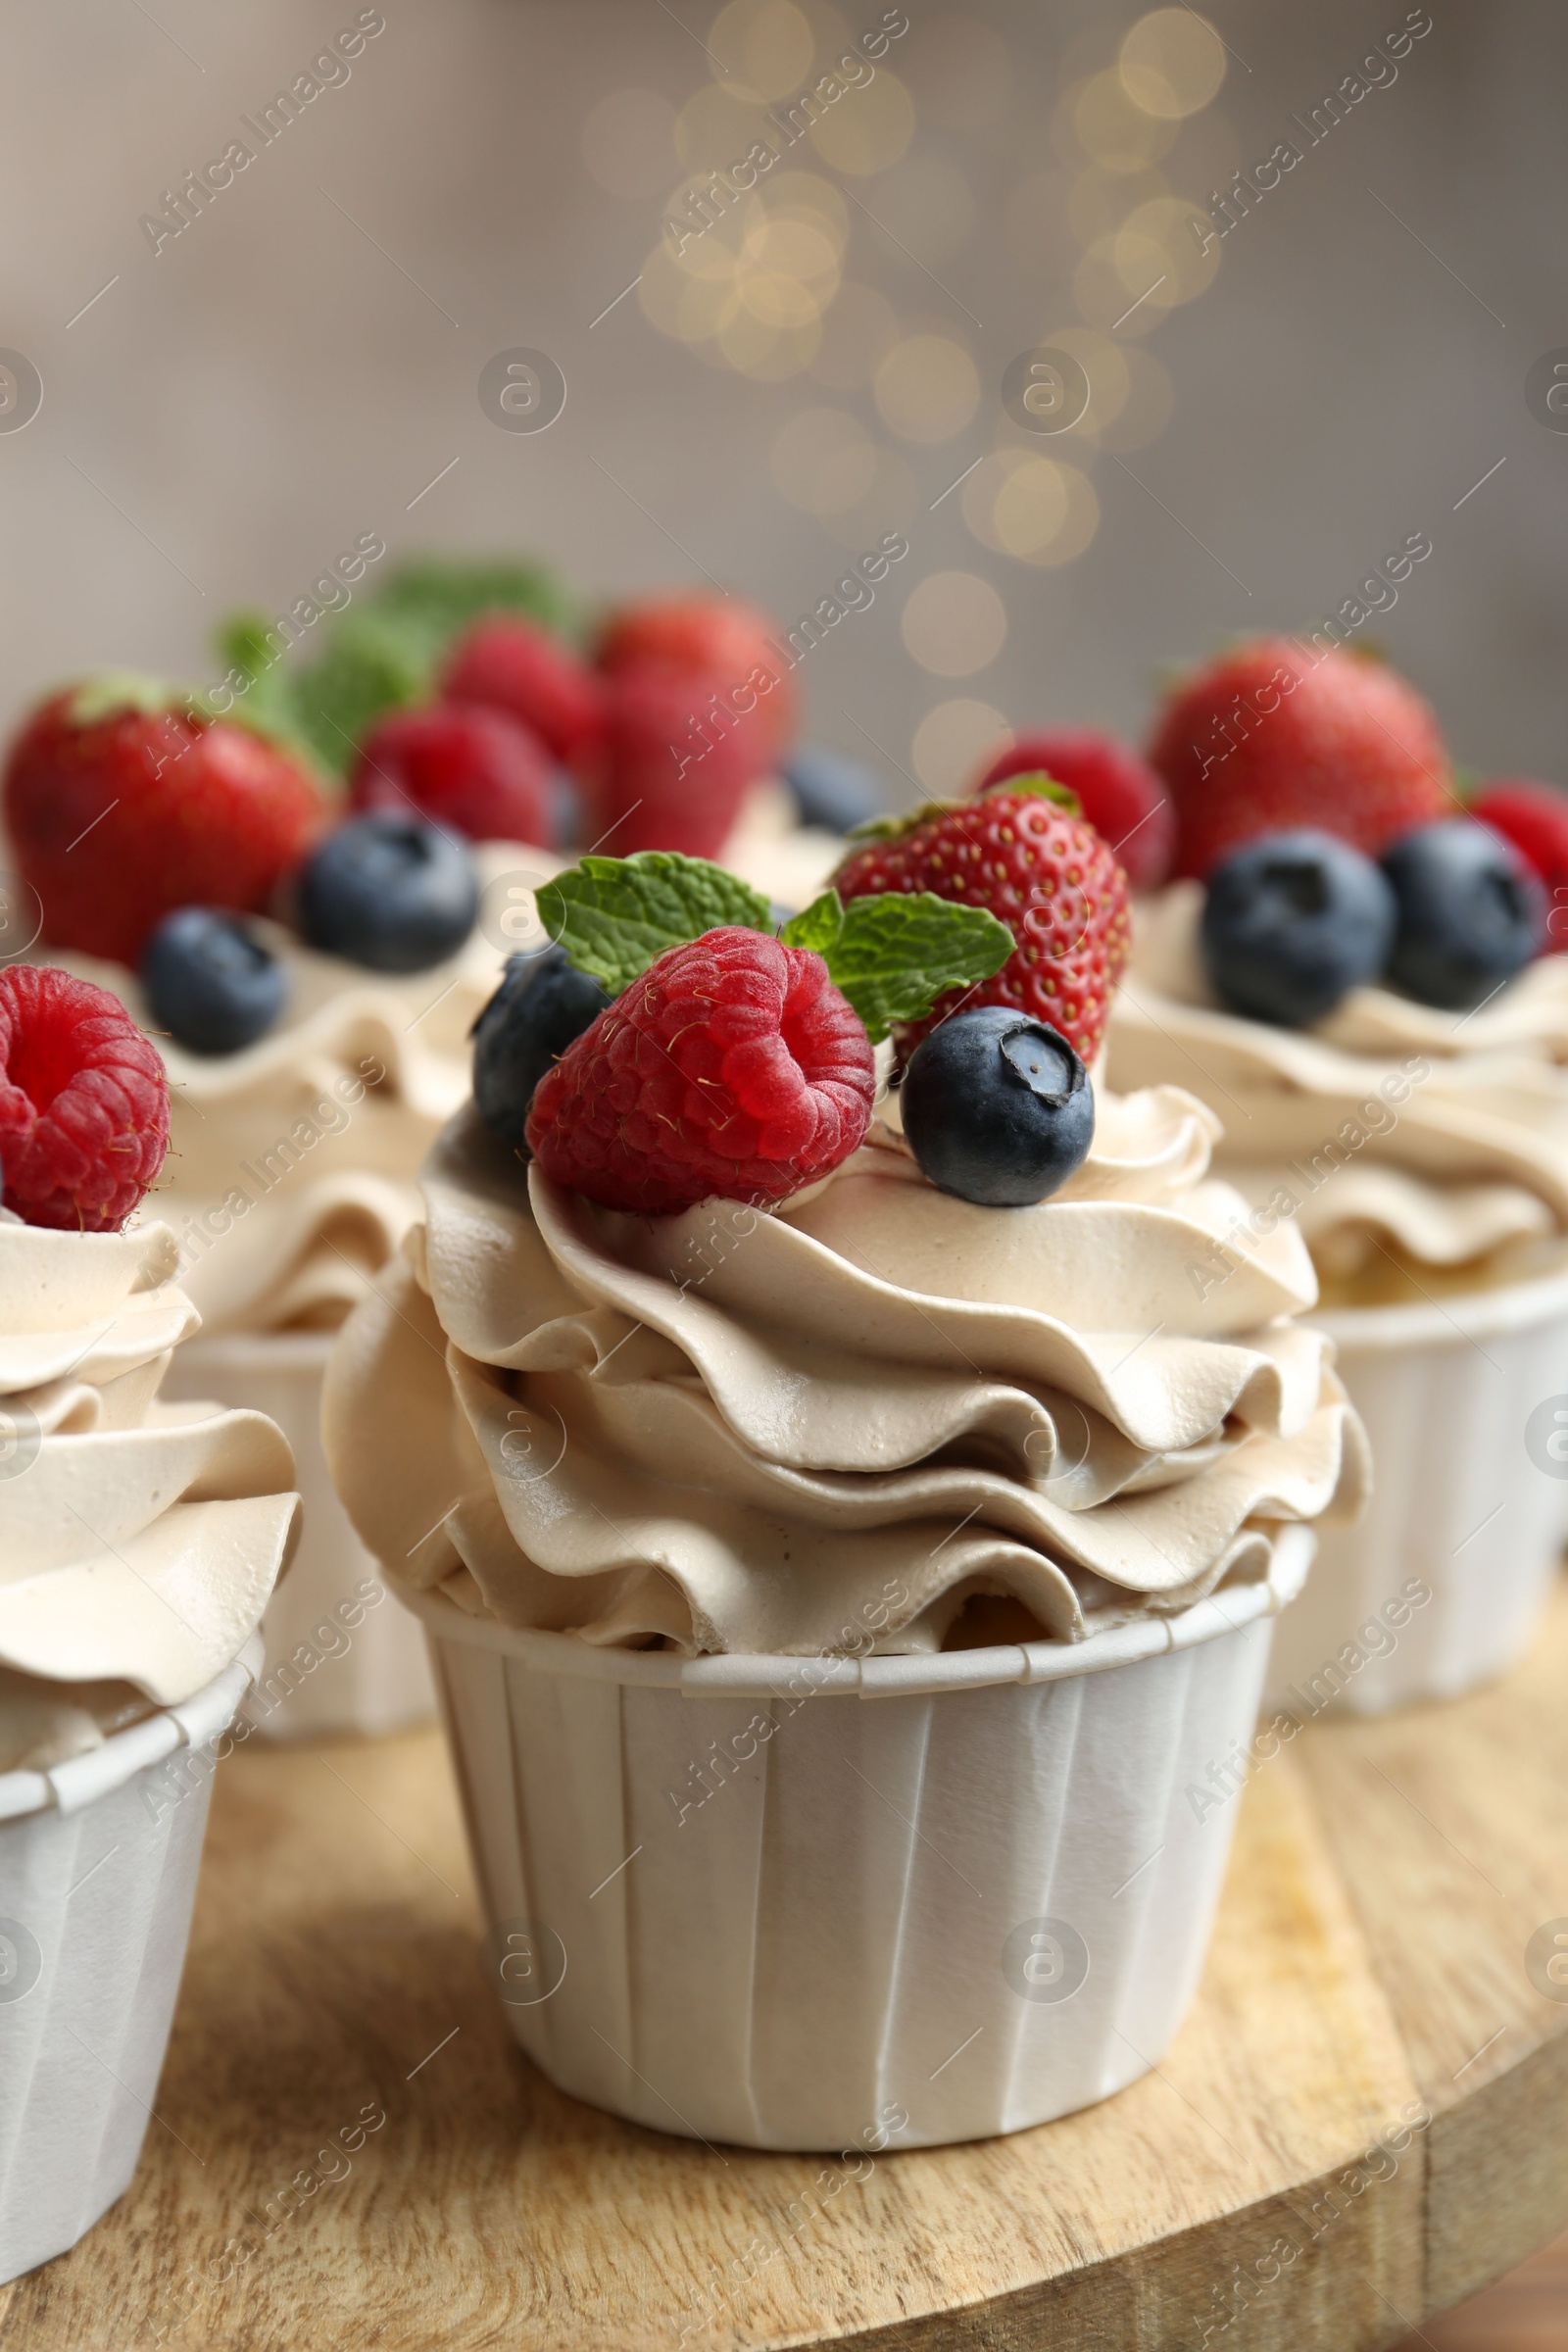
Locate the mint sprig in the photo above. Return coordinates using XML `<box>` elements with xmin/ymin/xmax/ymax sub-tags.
<box><xmin>538</xmin><ymin>855</ymin><xmax>1014</xmax><ymax>1046</ymax></box>
<box><xmin>535</xmin><ymin>854</ymin><xmax>773</xmax><ymax>996</ymax></box>
<box><xmin>781</xmin><ymin>890</ymin><xmax>1011</xmax><ymax>1043</ymax></box>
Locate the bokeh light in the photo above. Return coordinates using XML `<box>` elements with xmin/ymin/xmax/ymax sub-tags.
<box><xmin>1118</xmin><ymin>9</ymin><xmax>1226</xmax><ymax>119</ymax></box>
<box><xmin>912</xmin><ymin>698</ymin><xmax>1008</xmax><ymax>792</ymax></box>
<box><xmin>874</xmin><ymin>331</ymin><xmax>981</xmax><ymax>443</ymax></box>
<box><xmin>963</xmin><ymin>453</ymin><xmax>1100</xmax><ymax>566</ymax></box>
<box><xmin>581</xmin><ymin>89</ymin><xmax>678</xmax><ymax>199</ymax></box>
<box><xmin>710</xmin><ymin>0</ymin><xmax>815</xmax><ymax>100</ymax></box>
<box><xmin>902</xmin><ymin>570</ymin><xmax>1008</xmax><ymax>675</ymax></box>
<box><xmin>1061</xmin><ymin>71</ymin><xmax>1177</xmax><ymax>171</ymax></box>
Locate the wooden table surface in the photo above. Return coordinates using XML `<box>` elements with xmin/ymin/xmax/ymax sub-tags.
<box><xmin>6</xmin><ymin>1581</ymin><xmax>1568</xmax><ymax>2351</ymax></box>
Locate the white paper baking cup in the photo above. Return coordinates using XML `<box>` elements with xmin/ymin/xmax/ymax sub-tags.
<box><xmin>411</xmin><ymin>1528</ymin><xmax>1312</xmax><ymax>2152</ymax></box>
<box><xmin>162</xmin><ymin>1331</ymin><xmax>435</xmax><ymax>1740</ymax></box>
<box><xmin>1266</xmin><ymin>1261</ymin><xmax>1568</xmax><ymax>1718</ymax></box>
<box><xmin>0</xmin><ymin>1638</ymin><xmax>261</xmax><ymax>2283</ymax></box>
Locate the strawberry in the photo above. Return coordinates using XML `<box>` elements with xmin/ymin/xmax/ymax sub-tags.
<box><xmin>1470</xmin><ymin>780</ymin><xmax>1568</xmax><ymax>955</ymax></box>
<box><xmin>832</xmin><ymin>781</ymin><xmax>1131</xmax><ymax>1064</ymax></box>
<box><xmin>585</xmin><ymin>663</ymin><xmax>769</xmax><ymax>859</ymax></box>
<box><xmin>5</xmin><ymin>676</ymin><xmax>323</xmax><ymax>967</ymax></box>
<box><xmin>1150</xmin><ymin>638</ymin><xmax>1452</xmax><ymax>879</ymax></box>
<box><xmin>596</xmin><ymin>595</ymin><xmax>796</xmax><ymax>760</ymax></box>
<box><xmin>974</xmin><ymin>728</ymin><xmax>1174</xmax><ymax>891</ymax></box>
<box><xmin>440</xmin><ymin>615</ymin><xmax>604</xmax><ymax>771</ymax></box>
<box><xmin>351</xmin><ymin>704</ymin><xmax>553</xmax><ymax>846</ymax></box>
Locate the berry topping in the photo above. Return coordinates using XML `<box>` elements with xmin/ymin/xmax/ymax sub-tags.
<box><xmin>901</xmin><ymin>1008</ymin><xmax>1096</xmax><ymax>1207</ymax></box>
<box><xmin>350</xmin><ymin>704</ymin><xmax>553</xmax><ymax>847</ymax></box>
<box><xmin>141</xmin><ymin>908</ymin><xmax>286</xmax><ymax>1056</ymax></box>
<box><xmin>1200</xmin><ymin>830</ymin><xmax>1397</xmax><ymax>1028</ymax></box>
<box><xmin>1380</xmin><ymin>819</ymin><xmax>1544</xmax><ymax>1010</ymax></box>
<box><xmin>831</xmin><ymin>783</ymin><xmax>1130</xmax><ymax>1065</ymax></box>
<box><xmin>780</xmin><ymin>744</ymin><xmax>884</xmax><ymax>835</ymax></box>
<box><xmin>586</xmin><ymin>662</ymin><xmax>771</xmax><ymax>859</ymax></box>
<box><xmin>472</xmin><ymin>946</ymin><xmax>612</xmax><ymax>1146</ymax></box>
<box><xmin>526</xmin><ymin>928</ymin><xmax>875</xmax><ymax>1215</ymax></box>
<box><xmin>0</xmin><ymin>965</ymin><xmax>169</xmax><ymax>1231</ymax></box>
<box><xmin>974</xmin><ymin>729</ymin><xmax>1175</xmax><ymax>891</ymax></box>
<box><xmin>1468</xmin><ymin>781</ymin><xmax>1568</xmax><ymax>952</ymax></box>
<box><xmin>4</xmin><ymin>677</ymin><xmax>323</xmax><ymax>967</ymax></box>
<box><xmin>1149</xmin><ymin>639</ymin><xmax>1453</xmax><ymax>880</ymax></box>
<box><xmin>440</xmin><ymin>616</ymin><xmax>605</xmax><ymax>772</ymax></box>
<box><xmin>596</xmin><ymin>594</ymin><xmax>795</xmax><ymax>758</ymax></box>
<box><xmin>298</xmin><ymin>814</ymin><xmax>479</xmax><ymax>974</ymax></box>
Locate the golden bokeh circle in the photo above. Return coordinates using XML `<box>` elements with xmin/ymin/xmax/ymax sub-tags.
<box><xmin>901</xmin><ymin>570</ymin><xmax>1008</xmax><ymax>676</ymax></box>
<box><xmin>912</xmin><ymin>697</ymin><xmax>1008</xmax><ymax>793</ymax></box>
<box><xmin>874</xmin><ymin>332</ymin><xmax>981</xmax><ymax>444</ymax></box>
<box><xmin>1118</xmin><ymin>8</ymin><xmax>1226</xmax><ymax>120</ymax></box>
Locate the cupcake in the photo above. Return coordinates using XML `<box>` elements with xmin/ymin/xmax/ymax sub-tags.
<box><xmin>324</xmin><ymin>841</ymin><xmax>1364</xmax><ymax>2149</ymax></box>
<box><xmin>2</xmin><ymin>673</ymin><xmax>562</xmax><ymax>1736</ymax></box>
<box><xmin>0</xmin><ymin>966</ymin><xmax>299</xmax><ymax>2280</ymax></box>
<box><xmin>1107</xmin><ymin>638</ymin><xmax>1568</xmax><ymax>1712</ymax></box>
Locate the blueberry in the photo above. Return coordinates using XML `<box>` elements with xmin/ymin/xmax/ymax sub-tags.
<box><xmin>1381</xmin><ymin>818</ymin><xmax>1545</xmax><ymax>1009</ymax></box>
<box><xmin>141</xmin><ymin>908</ymin><xmax>286</xmax><ymax>1055</ymax></box>
<box><xmin>471</xmin><ymin>946</ymin><xmax>611</xmax><ymax>1146</ymax></box>
<box><xmin>298</xmin><ymin>814</ymin><xmax>478</xmax><ymax>974</ymax></box>
<box><xmin>780</xmin><ymin>744</ymin><xmax>884</xmax><ymax>835</ymax></box>
<box><xmin>901</xmin><ymin>1008</ymin><xmax>1095</xmax><ymax>1206</ymax></box>
<box><xmin>1200</xmin><ymin>829</ymin><xmax>1396</xmax><ymax>1027</ymax></box>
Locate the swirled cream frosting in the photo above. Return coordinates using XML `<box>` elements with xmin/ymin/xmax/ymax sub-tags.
<box><xmin>0</xmin><ymin>1216</ymin><xmax>301</xmax><ymax>1772</ymax></box>
<box><xmin>28</xmin><ymin>844</ymin><xmax>559</xmax><ymax>1336</ymax></box>
<box><xmin>1108</xmin><ymin>883</ymin><xmax>1568</xmax><ymax>1298</ymax></box>
<box><xmin>323</xmin><ymin>1086</ymin><xmax>1366</xmax><ymax>1658</ymax></box>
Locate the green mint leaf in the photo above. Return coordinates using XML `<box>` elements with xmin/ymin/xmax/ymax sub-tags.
<box><xmin>780</xmin><ymin>891</ymin><xmax>845</xmax><ymax>956</ymax></box>
<box><xmin>537</xmin><ymin>854</ymin><xmax>774</xmax><ymax>996</ymax></box>
<box><xmin>794</xmin><ymin>890</ymin><xmax>1014</xmax><ymax>1044</ymax></box>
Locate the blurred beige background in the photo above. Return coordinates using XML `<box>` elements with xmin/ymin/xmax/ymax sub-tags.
<box><xmin>0</xmin><ymin>0</ymin><xmax>1559</xmax><ymax>806</ymax></box>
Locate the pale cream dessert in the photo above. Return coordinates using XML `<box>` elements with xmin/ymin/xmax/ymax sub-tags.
<box><xmin>324</xmin><ymin>1085</ymin><xmax>1366</xmax><ymax>1657</ymax></box>
<box><xmin>0</xmin><ymin>1215</ymin><xmax>299</xmax><ymax>1772</ymax></box>
<box><xmin>1108</xmin><ymin>881</ymin><xmax>1568</xmax><ymax>1305</ymax></box>
<box><xmin>36</xmin><ymin>898</ymin><xmax>526</xmax><ymax>1337</ymax></box>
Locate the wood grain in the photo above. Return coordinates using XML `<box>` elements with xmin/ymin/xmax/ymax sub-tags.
<box><xmin>4</xmin><ymin>1585</ymin><xmax>1568</xmax><ymax>2349</ymax></box>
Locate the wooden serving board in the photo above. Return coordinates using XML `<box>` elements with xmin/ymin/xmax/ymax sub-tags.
<box><xmin>7</xmin><ymin>1582</ymin><xmax>1568</xmax><ymax>2351</ymax></box>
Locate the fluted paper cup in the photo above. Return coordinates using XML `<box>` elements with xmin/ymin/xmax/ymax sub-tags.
<box><xmin>0</xmin><ymin>1640</ymin><xmax>261</xmax><ymax>2283</ymax></box>
<box><xmin>1266</xmin><ymin>1261</ymin><xmax>1568</xmax><ymax>1718</ymax></box>
<box><xmin>163</xmin><ymin>1332</ymin><xmax>435</xmax><ymax>1739</ymax></box>
<box><xmin>412</xmin><ymin>1529</ymin><xmax>1312</xmax><ymax>2152</ymax></box>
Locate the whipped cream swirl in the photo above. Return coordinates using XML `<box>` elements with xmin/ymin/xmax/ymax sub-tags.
<box><xmin>1108</xmin><ymin>883</ymin><xmax>1568</xmax><ymax>1283</ymax></box>
<box><xmin>0</xmin><ymin>1217</ymin><xmax>300</xmax><ymax>1771</ymax></box>
<box><xmin>31</xmin><ymin>845</ymin><xmax>555</xmax><ymax>1336</ymax></box>
<box><xmin>324</xmin><ymin>1088</ymin><xmax>1366</xmax><ymax>1658</ymax></box>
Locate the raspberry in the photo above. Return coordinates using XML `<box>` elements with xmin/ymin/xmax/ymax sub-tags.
<box><xmin>832</xmin><ymin>788</ymin><xmax>1131</xmax><ymax>1065</ymax></box>
<box><xmin>5</xmin><ymin>679</ymin><xmax>323</xmax><ymax>966</ymax></box>
<box><xmin>1149</xmin><ymin>639</ymin><xmax>1452</xmax><ymax>879</ymax></box>
<box><xmin>526</xmin><ymin>928</ymin><xmax>874</xmax><ymax>1214</ymax></box>
<box><xmin>0</xmin><ymin>965</ymin><xmax>170</xmax><ymax>1231</ymax></box>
